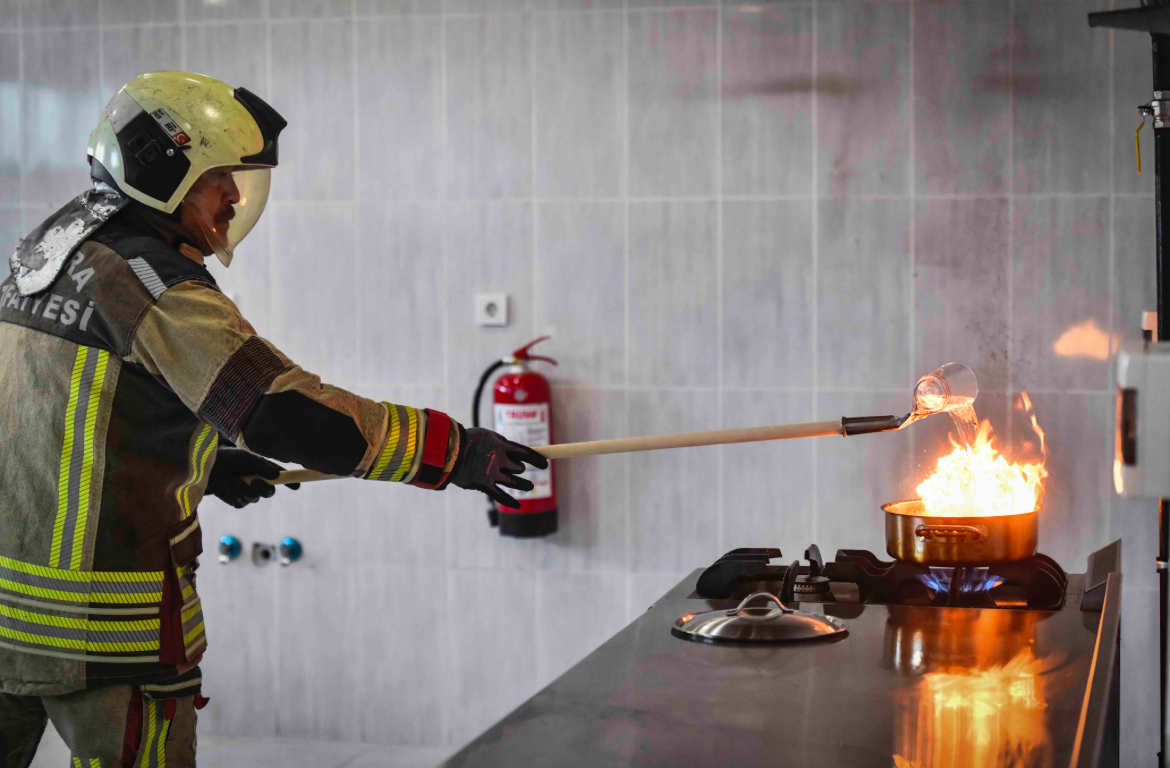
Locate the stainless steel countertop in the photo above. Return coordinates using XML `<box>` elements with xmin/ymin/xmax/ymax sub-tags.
<box><xmin>442</xmin><ymin>569</ymin><xmax>1102</xmax><ymax>768</ymax></box>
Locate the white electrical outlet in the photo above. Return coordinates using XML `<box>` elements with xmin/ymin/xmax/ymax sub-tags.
<box><xmin>475</xmin><ymin>293</ymin><xmax>509</xmax><ymax>326</ymax></box>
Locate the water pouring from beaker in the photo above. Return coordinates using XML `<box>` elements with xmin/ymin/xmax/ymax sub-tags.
<box><xmin>911</xmin><ymin>362</ymin><xmax>979</xmax><ymax>447</ymax></box>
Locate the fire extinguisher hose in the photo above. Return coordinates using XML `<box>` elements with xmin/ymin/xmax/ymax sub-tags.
<box><xmin>472</xmin><ymin>358</ymin><xmax>510</xmax><ymax>526</ymax></box>
<box><xmin>471</xmin><ymin>359</ymin><xmax>508</xmax><ymax>429</ymax></box>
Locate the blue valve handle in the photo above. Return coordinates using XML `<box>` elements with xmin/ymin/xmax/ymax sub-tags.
<box><xmin>279</xmin><ymin>537</ymin><xmax>302</xmax><ymax>565</ymax></box>
<box><xmin>218</xmin><ymin>535</ymin><xmax>242</xmax><ymax>563</ymax></box>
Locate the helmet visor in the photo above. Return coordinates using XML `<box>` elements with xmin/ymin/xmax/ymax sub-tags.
<box><xmin>219</xmin><ymin>167</ymin><xmax>270</xmax><ymax>253</ymax></box>
<box><xmin>185</xmin><ymin>166</ymin><xmax>271</xmax><ymax>267</ymax></box>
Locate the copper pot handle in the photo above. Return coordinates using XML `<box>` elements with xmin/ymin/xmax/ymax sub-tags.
<box><xmin>914</xmin><ymin>524</ymin><xmax>989</xmax><ymax>542</ymax></box>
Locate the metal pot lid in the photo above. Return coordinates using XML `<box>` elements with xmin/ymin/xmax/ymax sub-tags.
<box><xmin>673</xmin><ymin>592</ymin><xmax>847</xmax><ymax>644</ymax></box>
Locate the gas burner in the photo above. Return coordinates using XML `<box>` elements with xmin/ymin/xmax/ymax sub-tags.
<box><xmin>694</xmin><ymin>545</ymin><xmax>1068</xmax><ymax>610</ymax></box>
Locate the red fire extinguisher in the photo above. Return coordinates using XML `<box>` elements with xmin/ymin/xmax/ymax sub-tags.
<box><xmin>472</xmin><ymin>335</ymin><xmax>558</xmax><ymax>538</ymax></box>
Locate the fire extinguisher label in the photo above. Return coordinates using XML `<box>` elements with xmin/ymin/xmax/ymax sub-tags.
<box><xmin>494</xmin><ymin>403</ymin><xmax>552</xmax><ymax>500</ymax></box>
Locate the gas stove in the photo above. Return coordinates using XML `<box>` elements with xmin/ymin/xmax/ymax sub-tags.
<box><xmin>445</xmin><ymin>540</ymin><xmax>1122</xmax><ymax>768</ymax></box>
<box><xmin>692</xmin><ymin>544</ymin><xmax>1070</xmax><ymax>610</ymax></box>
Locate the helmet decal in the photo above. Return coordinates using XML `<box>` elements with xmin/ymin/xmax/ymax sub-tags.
<box><xmin>148</xmin><ymin>107</ymin><xmax>192</xmax><ymax>147</ymax></box>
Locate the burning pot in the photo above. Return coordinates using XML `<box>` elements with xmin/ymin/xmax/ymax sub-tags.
<box><xmin>889</xmin><ymin>394</ymin><xmax>1047</xmax><ymax>566</ymax></box>
<box><xmin>883</xmin><ymin>499</ymin><xmax>1039</xmax><ymax>566</ymax></box>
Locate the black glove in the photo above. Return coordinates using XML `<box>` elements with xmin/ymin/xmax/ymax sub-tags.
<box><xmin>445</xmin><ymin>427</ymin><xmax>549</xmax><ymax>510</ymax></box>
<box><xmin>206</xmin><ymin>448</ymin><xmax>299</xmax><ymax>509</ymax></box>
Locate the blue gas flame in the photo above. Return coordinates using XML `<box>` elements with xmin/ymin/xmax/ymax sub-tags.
<box><xmin>917</xmin><ymin>567</ymin><xmax>1005</xmax><ymax>595</ymax></box>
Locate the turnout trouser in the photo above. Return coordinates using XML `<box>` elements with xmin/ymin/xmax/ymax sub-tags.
<box><xmin>0</xmin><ymin>685</ymin><xmax>196</xmax><ymax>768</ymax></box>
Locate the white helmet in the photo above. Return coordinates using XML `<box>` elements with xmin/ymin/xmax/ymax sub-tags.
<box><xmin>87</xmin><ymin>71</ymin><xmax>286</xmax><ymax>266</ymax></box>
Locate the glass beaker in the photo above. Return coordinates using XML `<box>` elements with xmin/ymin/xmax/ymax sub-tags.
<box><xmin>913</xmin><ymin>362</ymin><xmax>978</xmax><ymax>414</ymax></box>
<box><xmin>913</xmin><ymin>363</ymin><xmax>979</xmax><ymax>447</ymax></box>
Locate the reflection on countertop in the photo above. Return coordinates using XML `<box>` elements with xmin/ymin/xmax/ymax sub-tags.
<box><xmin>442</xmin><ymin>569</ymin><xmax>1105</xmax><ymax>768</ymax></box>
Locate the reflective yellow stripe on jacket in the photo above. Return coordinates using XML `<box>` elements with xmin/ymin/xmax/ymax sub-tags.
<box><xmin>51</xmin><ymin>346</ymin><xmax>112</xmax><ymax>570</ymax></box>
<box><xmin>178</xmin><ymin>570</ymin><xmax>206</xmax><ymax>658</ymax></box>
<box><xmin>175</xmin><ymin>423</ymin><xmax>216</xmax><ymax>519</ymax></box>
<box><xmin>0</xmin><ymin>555</ymin><xmax>164</xmax><ymax>605</ymax></box>
<box><xmin>0</xmin><ymin>555</ymin><xmax>164</xmax><ymax>661</ymax></box>
<box><xmin>365</xmin><ymin>403</ymin><xmax>419</xmax><ymax>482</ymax></box>
<box><xmin>0</xmin><ymin>602</ymin><xmax>158</xmax><ymax>652</ymax></box>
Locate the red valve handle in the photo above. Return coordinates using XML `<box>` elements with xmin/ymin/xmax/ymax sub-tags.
<box><xmin>511</xmin><ymin>335</ymin><xmax>558</xmax><ymax>366</ymax></box>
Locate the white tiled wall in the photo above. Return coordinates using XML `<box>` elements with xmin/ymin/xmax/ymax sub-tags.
<box><xmin>0</xmin><ymin>0</ymin><xmax>1158</xmax><ymax>763</ymax></box>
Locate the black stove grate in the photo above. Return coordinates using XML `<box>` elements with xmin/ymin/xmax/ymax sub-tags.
<box><xmin>694</xmin><ymin>545</ymin><xmax>1068</xmax><ymax>610</ymax></box>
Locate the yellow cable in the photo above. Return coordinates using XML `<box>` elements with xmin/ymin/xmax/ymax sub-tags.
<box><xmin>1137</xmin><ymin>118</ymin><xmax>1146</xmax><ymax>175</ymax></box>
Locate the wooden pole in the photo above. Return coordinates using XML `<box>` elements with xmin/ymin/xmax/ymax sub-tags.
<box><xmin>535</xmin><ymin>420</ymin><xmax>844</xmax><ymax>459</ymax></box>
<box><xmin>259</xmin><ymin>419</ymin><xmax>845</xmax><ymax>485</ymax></box>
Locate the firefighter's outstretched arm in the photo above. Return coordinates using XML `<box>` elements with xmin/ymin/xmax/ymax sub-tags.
<box><xmin>126</xmin><ymin>278</ymin><xmax>546</xmax><ymax>508</ymax></box>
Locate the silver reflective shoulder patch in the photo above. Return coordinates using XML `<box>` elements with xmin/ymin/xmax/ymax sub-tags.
<box><xmin>126</xmin><ymin>257</ymin><xmax>166</xmax><ymax>299</ymax></box>
<box><xmin>9</xmin><ymin>183</ymin><xmax>128</xmax><ymax>297</ymax></box>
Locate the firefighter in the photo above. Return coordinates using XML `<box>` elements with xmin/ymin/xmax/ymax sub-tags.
<box><xmin>0</xmin><ymin>72</ymin><xmax>546</xmax><ymax>766</ymax></box>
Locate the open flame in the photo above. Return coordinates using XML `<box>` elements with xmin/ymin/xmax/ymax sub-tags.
<box><xmin>917</xmin><ymin>567</ymin><xmax>1005</xmax><ymax>595</ymax></box>
<box><xmin>916</xmin><ymin>395</ymin><xmax>1047</xmax><ymax>518</ymax></box>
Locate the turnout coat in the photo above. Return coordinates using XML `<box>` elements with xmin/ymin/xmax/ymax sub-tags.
<box><xmin>0</xmin><ymin>186</ymin><xmax>460</xmax><ymax>696</ymax></box>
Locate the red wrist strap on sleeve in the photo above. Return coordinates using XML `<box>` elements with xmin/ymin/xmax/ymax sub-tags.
<box><xmin>435</xmin><ymin>422</ymin><xmax>464</xmax><ymax>490</ymax></box>
<box><xmin>410</xmin><ymin>409</ymin><xmax>452</xmax><ymax>489</ymax></box>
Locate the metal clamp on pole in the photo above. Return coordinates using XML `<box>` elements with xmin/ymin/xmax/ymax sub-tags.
<box><xmin>841</xmin><ymin>415</ymin><xmax>909</xmax><ymax>436</ymax></box>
